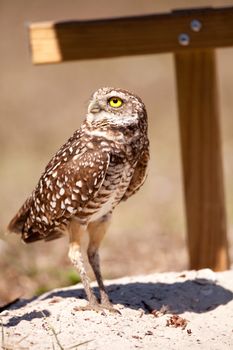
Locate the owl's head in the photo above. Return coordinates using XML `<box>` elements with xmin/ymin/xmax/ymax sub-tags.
<box><xmin>86</xmin><ymin>87</ymin><xmax>147</xmax><ymax>128</ymax></box>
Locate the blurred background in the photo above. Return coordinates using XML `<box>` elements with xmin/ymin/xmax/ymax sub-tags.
<box><xmin>0</xmin><ymin>0</ymin><xmax>233</xmax><ymax>305</ymax></box>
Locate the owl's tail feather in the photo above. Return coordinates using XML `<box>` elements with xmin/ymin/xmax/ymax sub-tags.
<box><xmin>7</xmin><ymin>197</ymin><xmax>32</xmax><ymax>234</ymax></box>
<box><xmin>8</xmin><ymin>196</ymin><xmax>65</xmax><ymax>243</ymax></box>
<box><xmin>22</xmin><ymin>229</ymin><xmax>64</xmax><ymax>243</ymax></box>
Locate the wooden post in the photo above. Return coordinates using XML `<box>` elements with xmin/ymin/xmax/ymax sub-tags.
<box><xmin>28</xmin><ymin>7</ymin><xmax>233</xmax><ymax>64</ymax></box>
<box><xmin>175</xmin><ymin>49</ymin><xmax>230</xmax><ymax>271</ymax></box>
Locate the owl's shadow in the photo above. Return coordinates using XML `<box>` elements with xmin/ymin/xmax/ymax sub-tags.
<box><xmin>3</xmin><ymin>279</ymin><xmax>233</xmax><ymax>328</ymax></box>
<box><xmin>42</xmin><ymin>279</ymin><xmax>233</xmax><ymax>314</ymax></box>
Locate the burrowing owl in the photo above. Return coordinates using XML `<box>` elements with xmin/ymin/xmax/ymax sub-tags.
<box><xmin>8</xmin><ymin>87</ymin><xmax>149</xmax><ymax>312</ymax></box>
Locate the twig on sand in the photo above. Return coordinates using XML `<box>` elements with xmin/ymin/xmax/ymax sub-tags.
<box><xmin>1</xmin><ymin>317</ymin><xmax>5</xmax><ymax>350</ymax></box>
<box><xmin>41</xmin><ymin>310</ymin><xmax>93</xmax><ymax>349</ymax></box>
<box><xmin>0</xmin><ymin>317</ymin><xmax>29</xmax><ymax>350</ymax></box>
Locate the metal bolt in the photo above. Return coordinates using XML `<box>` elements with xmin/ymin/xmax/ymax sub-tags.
<box><xmin>178</xmin><ymin>33</ymin><xmax>190</xmax><ymax>46</ymax></box>
<box><xmin>190</xmin><ymin>19</ymin><xmax>202</xmax><ymax>32</ymax></box>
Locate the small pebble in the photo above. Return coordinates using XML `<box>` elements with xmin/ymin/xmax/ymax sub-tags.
<box><xmin>195</xmin><ymin>268</ymin><xmax>217</xmax><ymax>285</ymax></box>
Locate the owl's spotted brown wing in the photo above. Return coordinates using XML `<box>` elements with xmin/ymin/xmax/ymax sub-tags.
<box><xmin>121</xmin><ymin>145</ymin><xmax>149</xmax><ymax>201</ymax></box>
<box><xmin>7</xmin><ymin>196</ymin><xmax>33</xmax><ymax>234</ymax></box>
<box><xmin>9</xmin><ymin>148</ymin><xmax>110</xmax><ymax>243</ymax></box>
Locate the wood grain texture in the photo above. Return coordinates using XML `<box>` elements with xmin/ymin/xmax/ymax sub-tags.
<box><xmin>28</xmin><ymin>6</ymin><xmax>233</xmax><ymax>64</ymax></box>
<box><xmin>175</xmin><ymin>49</ymin><xmax>230</xmax><ymax>271</ymax></box>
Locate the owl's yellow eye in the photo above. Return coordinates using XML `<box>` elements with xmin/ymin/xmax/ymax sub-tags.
<box><xmin>108</xmin><ymin>97</ymin><xmax>123</xmax><ymax>108</ymax></box>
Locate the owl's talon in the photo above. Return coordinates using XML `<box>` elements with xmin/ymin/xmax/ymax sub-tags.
<box><xmin>73</xmin><ymin>302</ymin><xmax>120</xmax><ymax>315</ymax></box>
<box><xmin>100</xmin><ymin>303</ymin><xmax>121</xmax><ymax>315</ymax></box>
<box><xmin>99</xmin><ymin>297</ymin><xmax>121</xmax><ymax>314</ymax></box>
<box><xmin>73</xmin><ymin>303</ymin><xmax>107</xmax><ymax>315</ymax></box>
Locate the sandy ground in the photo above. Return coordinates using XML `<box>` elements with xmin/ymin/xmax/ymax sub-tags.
<box><xmin>1</xmin><ymin>269</ymin><xmax>233</xmax><ymax>350</ymax></box>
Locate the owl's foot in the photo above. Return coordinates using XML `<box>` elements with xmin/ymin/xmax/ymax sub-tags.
<box><xmin>99</xmin><ymin>294</ymin><xmax>121</xmax><ymax>314</ymax></box>
<box><xmin>100</xmin><ymin>302</ymin><xmax>121</xmax><ymax>315</ymax></box>
<box><xmin>74</xmin><ymin>301</ymin><xmax>120</xmax><ymax>315</ymax></box>
<box><xmin>74</xmin><ymin>303</ymin><xmax>106</xmax><ymax>314</ymax></box>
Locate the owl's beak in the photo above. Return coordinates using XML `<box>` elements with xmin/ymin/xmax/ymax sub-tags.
<box><xmin>88</xmin><ymin>100</ymin><xmax>101</xmax><ymax>113</ymax></box>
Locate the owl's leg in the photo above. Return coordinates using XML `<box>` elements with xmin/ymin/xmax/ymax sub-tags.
<box><xmin>68</xmin><ymin>220</ymin><xmax>99</xmax><ymax>309</ymax></box>
<box><xmin>87</xmin><ymin>215</ymin><xmax>115</xmax><ymax>310</ymax></box>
